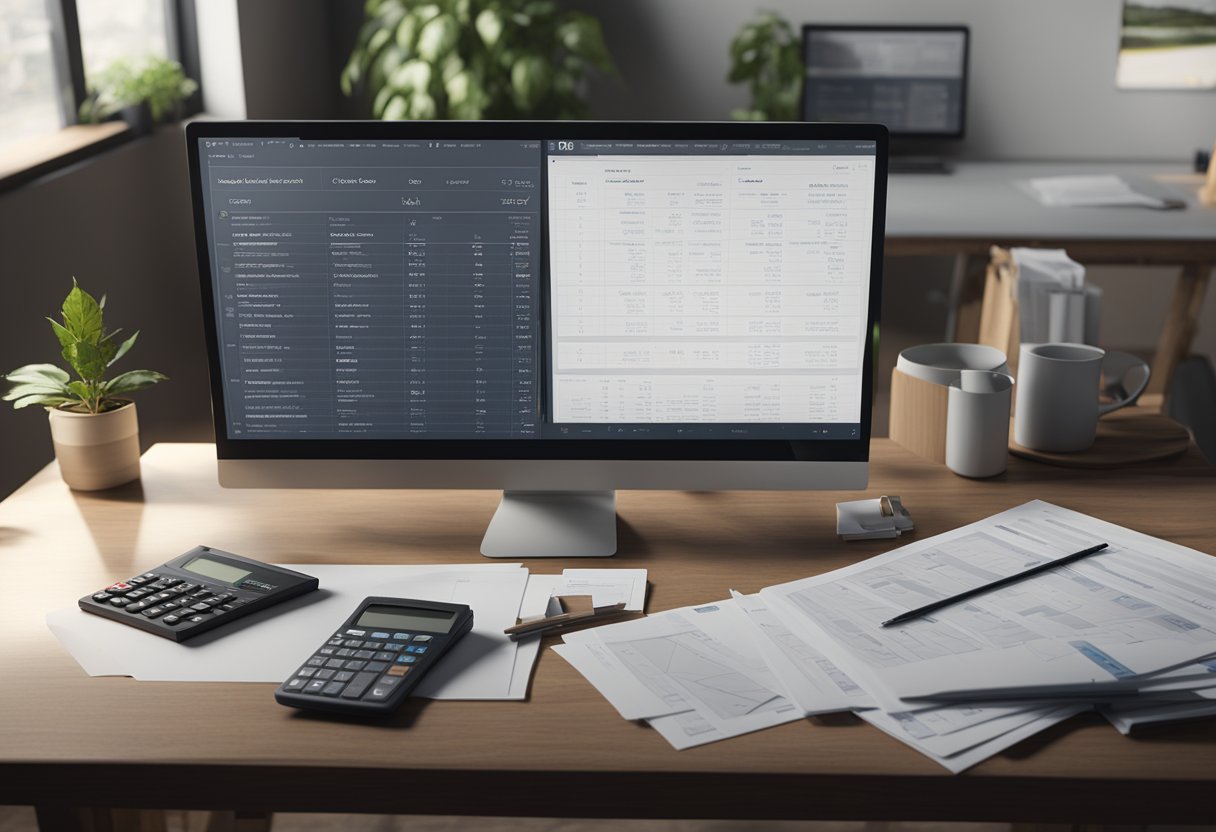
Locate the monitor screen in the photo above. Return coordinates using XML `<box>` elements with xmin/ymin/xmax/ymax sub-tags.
<box><xmin>189</xmin><ymin>123</ymin><xmax>884</xmax><ymax>462</ymax></box>
<box><xmin>802</xmin><ymin>26</ymin><xmax>968</xmax><ymax>137</ymax></box>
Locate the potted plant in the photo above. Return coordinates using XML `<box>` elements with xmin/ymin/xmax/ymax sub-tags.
<box><xmin>3</xmin><ymin>280</ymin><xmax>167</xmax><ymax>491</ymax></box>
<box><xmin>79</xmin><ymin>56</ymin><xmax>199</xmax><ymax>134</ymax></box>
<box><xmin>727</xmin><ymin>12</ymin><xmax>803</xmax><ymax>121</ymax></box>
<box><xmin>341</xmin><ymin>0</ymin><xmax>615</xmax><ymax>119</ymax></box>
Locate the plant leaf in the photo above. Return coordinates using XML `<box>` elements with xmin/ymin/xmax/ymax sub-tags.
<box><xmin>60</xmin><ymin>282</ymin><xmax>105</xmax><ymax>345</ymax></box>
<box><xmin>103</xmin><ymin>370</ymin><xmax>168</xmax><ymax>396</ymax></box>
<box><xmin>108</xmin><ymin>331</ymin><xmax>139</xmax><ymax>367</ymax></box>
<box><xmin>63</xmin><ymin>340</ymin><xmax>108</xmax><ymax>382</ymax></box>
<box><xmin>12</xmin><ymin>394</ymin><xmax>75</xmax><ymax>410</ymax></box>
<box><xmin>68</xmin><ymin>380</ymin><xmax>91</xmax><ymax>401</ymax></box>
<box><xmin>47</xmin><ymin>318</ymin><xmax>74</xmax><ymax>350</ymax></box>
<box><xmin>3</xmin><ymin>381</ymin><xmax>72</xmax><ymax>401</ymax></box>
<box><xmin>4</xmin><ymin>364</ymin><xmax>70</xmax><ymax>385</ymax></box>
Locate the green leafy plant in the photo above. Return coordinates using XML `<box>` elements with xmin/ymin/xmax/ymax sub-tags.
<box><xmin>3</xmin><ymin>280</ymin><xmax>167</xmax><ymax>415</ymax></box>
<box><xmin>342</xmin><ymin>0</ymin><xmax>614</xmax><ymax>120</ymax></box>
<box><xmin>727</xmin><ymin>12</ymin><xmax>803</xmax><ymax>121</ymax></box>
<box><xmin>79</xmin><ymin>56</ymin><xmax>198</xmax><ymax>123</ymax></box>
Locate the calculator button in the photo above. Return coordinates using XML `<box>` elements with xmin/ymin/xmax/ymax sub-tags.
<box><xmin>327</xmin><ymin>638</ymin><xmax>344</xmax><ymax>647</ymax></box>
<box><xmin>321</xmin><ymin>681</ymin><xmax>346</xmax><ymax>696</ymax></box>
<box><xmin>92</xmin><ymin>592</ymin><xmax>112</xmax><ymax>602</ymax></box>
<box><xmin>297</xmin><ymin>667</ymin><xmax>317</xmax><ymax>678</ymax></box>
<box><xmin>315</xmin><ymin>669</ymin><xmax>336</xmax><ymax>681</ymax></box>
<box><xmin>387</xmin><ymin>665</ymin><xmax>410</xmax><ymax>677</ymax></box>
<box><xmin>334</xmin><ymin>671</ymin><xmax>355</xmax><ymax>682</ymax></box>
<box><xmin>395</xmin><ymin>655</ymin><xmax>416</xmax><ymax>665</ymax></box>
<box><xmin>190</xmin><ymin>591</ymin><xmax>213</xmax><ymax>600</ymax></box>
<box><xmin>364</xmin><ymin>642</ymin><xmax>384</xmax><ymax>650</ymax></box>
<box><xmin>353</xmin><ymin>650</ymin><xmax>374</xmax><ymax>660</ymax></box>
<box><xmin>230</xmin><ymin>599</ymin><xmax>249</xmax><ymax>607</ymax></box>
<box><xmin>283</xmin><ymin>678</ymin><xmax>307</xmax><ymax>691</ymax></box>
<box><xmin>373</xmin><ymin>652</ymin><xmax>394</xmax><ymax>662</ymax></box>
<box><xmin>345</xmin><ymin>629</ymin><xmax>367</xmax><ymax>637</ymax></box>
<box><xmin>128</xmin><ymin>576</ymin><xmax>150</xmax><ymax>586</ymax></box>
<box><xmin>336</xmin><ymin>649</ymin><xmax>353</xmax><ymax>658</ymax></box>
<box><xmin>176</xmin><ymin>583</ymin><xmax>200</xmax><ymax>594</ymax></box>
<box><xmin>306</xmin><ymin>657</ymin><xmax>326</xmax><ymax>668</ymax></box>
<box><xmin>340</xmin><ymin>671</ymin><xmax>378</xmax><ymax>699</ymax></box>
<box><xmin>404</xmin><ymin>645</ymin><xmax>418</xmax><ymax>653</ymax></box>
<box><xmin>189</xmin><ymin>603</ymin><xmax>211</xmax><ymax>612</ymax></box>
<box><xmin>304</xmin><ymin>680</ymin><xmax>326</xmax><ymax>694</ymax></box>
<box><xmin>324</xmin><ymin>659</ymin><xmax>345</xmax><ymax>669</ymax></box>
<box><xmin>319</xmin><ymin>647</ymin><xmax>336</xmax><ymax>656</ymax></box>
<box><xmin>187</xmin><ymin>615</ymin><xmax>208</xmax><ymax>624</ymax></box>
<box><xmin>217</xmin><ymin>604</ymin><xmax>236</xmax><ymax>612</ymax></box>
<box><xmin>162</xmin><ymin>614</ymin><xmax>182</xmax><ymax>625</ymax></box>
<box><xmin>210</xmin><ymin>608</ymin><xmax>228</xmax><ymax>617</ymax></box>
<box><xmin>142</xmin><ymin>606</ymin><xmax>170</xmax><ymax>618</ymax></box>
<box><xmin>413</xmin><ymin>646</ymin><xmax>428</xmax><ymax>654</ymax></box>
<box><xmin>342</xmin><ymin>640</ymin><xmax>363</xmax><ymax>649</ymax></box>
<box><xmin>107</xmin><ymin>582</ymin><xmax>133</xmax><ymax>594</ymax></box>
<box><xmin>365</xmin><ymin>661</ymin><xmax>388</xmax><ymax>673</ymax></box>
<box><xmin>412</xmin><ymin>635</ymin><xmax>433</xmax><ymax>643</ymax></box>
<box><xmin>142</xmin><ymin>572</ymin><xmax>158</xmax><ymax>580</ymax></box>
<box><xmin>383</xmin><ymin>642</ymin><xmax>404</xmax><ymax>651</ymax></box>
<box><xmin>109</xmin><ymin>597</ymin><xmax>132</xmax><ymax>607</ymax></box>
<box><xmin>126</xmin><ymin>589</ymin><xmax>151</xmax><ymax>600</ymax></box>
<box><xmin>125</xmin><ymin>602</ymin><xmax>150</xmax><ymax>613</ymax></box>
<box><xmin>392</xmin><ymin>633</ymin><xmax>410</xmax><ymax>641</ymax></box>
<box><xmin>366</xmin><ymin>676</ymin><xmax>402</xmax><ymax>700</ymax></box>
<box><xmin>370</xmin><ymin>632</ymin><xmax>391</xmax><ymax>640</ymax></box>
<box><xmin>211</xmin><ymin>594</ymin><xmax>234</xmax><ymax>604</ymax></box>
<box><xmin>344</xmin><ymin>660</ymin><xmax>367</xmax><ymax>671</ymax></box>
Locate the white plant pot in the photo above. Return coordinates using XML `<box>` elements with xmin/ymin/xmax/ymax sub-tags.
<box><xmin>47</xmin><ymin>401</ymin><xmax>141</xmax><ymax>491</ymax></box>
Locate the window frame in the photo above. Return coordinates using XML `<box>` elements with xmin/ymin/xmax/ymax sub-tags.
<box><xmin>0</xmin><ymin>0</ymin><xmax>203</xmax><ymax>193</ymax></box>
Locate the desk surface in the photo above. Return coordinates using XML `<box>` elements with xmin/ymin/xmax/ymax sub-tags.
<box><xmin>3</xmin><ymin>442</ymin><xmax>1216</xmax><ymax>823</ymax></box>
<box><xmin>886</xmin><ymin>161</ymin><xmax>1216</xmax><ymax>252</ymax></box>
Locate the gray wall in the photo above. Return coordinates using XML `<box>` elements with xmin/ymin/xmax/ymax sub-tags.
<box><xmin>575</xmin><ymin>0</ymin><xmax>1216</xmax><ymax>162</ymax></box>
<box><xmin>0</xmin><ymin>127</ymin><xmax>213</xmax><ymax>499</ymax></box>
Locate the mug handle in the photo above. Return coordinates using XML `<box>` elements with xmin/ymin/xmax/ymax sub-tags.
<box><xmin>1098</xmin><ymin>350</ymin><xmax>1151</xmax><ymax>416</ymax></box>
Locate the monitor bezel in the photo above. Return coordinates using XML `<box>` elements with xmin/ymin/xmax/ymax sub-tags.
<box><xmin>186</xmin><ymin>120</ymin><xmax>886</xmax><ymax>463</ymax></box>
<box><xmin>800</xmin><ymin>24</ymin><xmax>970</xmax><ymax>140</ymax></box>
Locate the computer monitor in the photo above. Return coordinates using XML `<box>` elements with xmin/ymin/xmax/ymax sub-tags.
<box><xmin>802</xmin><ymin>25</ymin><xmax>969</xmax><ymax>139</ymax></box>
<box><xmin>186</xmin><ymin>121</ymin><xmax>887</xmax><ymax>557</ymax></box>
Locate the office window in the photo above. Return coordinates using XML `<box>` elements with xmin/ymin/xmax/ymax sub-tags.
<box><xmin>0</xmin><ymin>0</ymin><xmax>64</xmax><ymax>151</ymax></box>
<box><xmin>76</xmin><ymin>0</ymin><xmax>169</xmax><ymax>83</ymax></box>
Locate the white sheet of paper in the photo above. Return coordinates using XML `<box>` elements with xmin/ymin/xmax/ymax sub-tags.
<box><xmin>508</xmin><ymin>574</ymin><xmax>564</xmax><ymax>698</ymax></box>
<box><xmin>47</xmin><ymin>564</ymin><xmax>532</xmax><ymax>700</ymax></box>
<box><xmin>731</xmin><ymin>590</ymin><xmax>876</xmax><ymax>714</ymax></box>
<box><xmin>761</xmin><ymin>501</ymin><xmax>1216</xmax><ymax>706</ymax></box>
<box><xmin>861</xmin><ymin>705</ymin><xmax>1088</xmax><ymax>774</ymax></box>
<box><xmin>560</xmin><ymin>568</ymin><xmax>647</xmax><ymax>610</ymax></box>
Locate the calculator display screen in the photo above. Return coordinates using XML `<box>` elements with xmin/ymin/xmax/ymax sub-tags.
<box><xmin>183</xmin><ymin>556</ymin><xmax>253</xmax><ymax>585</ymax></box>
<box><xmin>357</xmin><ymin>605</ymin><xmax>457</xmax><ymax>633</ymax></box>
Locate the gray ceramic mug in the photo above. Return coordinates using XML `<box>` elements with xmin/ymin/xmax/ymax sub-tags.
<box><xmin>1014</xmin><ymin>343</ymin><xmax>1150</xmax><ymax>453</ymax></box>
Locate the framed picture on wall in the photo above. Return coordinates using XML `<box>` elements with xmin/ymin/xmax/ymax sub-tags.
<box><xmin>1117</xmin><ymin>0</ymin><xmax>1216</xmax><ymax>88</ymax></box>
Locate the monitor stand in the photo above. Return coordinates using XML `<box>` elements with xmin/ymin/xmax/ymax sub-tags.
<box><xmin>480</xmin><ymin>491</ymin><xmax>617</xmax><ymax>558</ymax></box>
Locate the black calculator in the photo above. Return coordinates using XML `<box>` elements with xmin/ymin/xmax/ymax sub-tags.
<box><xmin>275</xmin><ymin>597</ymin><xmax>474</xmax><ymax>716</ymax></box>
<box><xmin>78</xmin><ymin>546</ymin><xmax>319</xmax><ymax>642</ymax></box>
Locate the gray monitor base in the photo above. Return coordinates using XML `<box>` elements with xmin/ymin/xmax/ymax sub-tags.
<box><xmin>480</xmin><ymin>490</ymin><xmax>617</xmax><ymax>558</ymax></box>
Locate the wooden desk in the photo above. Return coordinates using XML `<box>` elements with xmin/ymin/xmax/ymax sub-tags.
<box><xmin>885</xmin><ymin>161</ymin><xmax>1216</xmax><ymax>399</ymax></box>
<box><xmin>3</xmin><ymin>443</ymin><xmax>1215</xmax><ymax>828</ymax></box>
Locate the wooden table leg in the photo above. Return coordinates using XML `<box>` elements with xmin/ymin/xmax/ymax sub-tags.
<box><xmin>946</xmin><ymin>251</ymin><xmax>989</xmax><ymax>343</ymax></box>
<box><xmin>1146</xmin><ymin>262</ymin><xmax>1213</xmax><ymax>405</ymax></box>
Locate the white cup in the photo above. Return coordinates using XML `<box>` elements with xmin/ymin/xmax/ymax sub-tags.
<box><xmin>896</xmin><ymin>343</ymin><xmax>1009</xmax><ymax>387</ymax></box>
<box><xmin>1014</xmin><ymin>343</ymin><xmax>1150</xmax><ymax>453</ymax></box>
<box><xmin>947</xmin><ymin>370</ymin><xmax>1014</xmax><ymax>478</ymax></box>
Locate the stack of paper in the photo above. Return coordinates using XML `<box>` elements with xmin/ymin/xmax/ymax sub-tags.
<box><xmin>1024</xmin><ymin>174</ymin><xmax>1176</xmax><ymax>209</ymax></box>
<box><xmin>557</xmin><ymin>502</ymin><xmax>1216</xmax><ymax>771</ymax></box>
<box><xmin>1010</xmin><ymin>247</ymin><xmax>1100</xmax><ymax>345</ymax></box>
<box><xmin>49</xmin><ymin>563</ymin><xmax>550</xmax><ymax>700</ymax></box>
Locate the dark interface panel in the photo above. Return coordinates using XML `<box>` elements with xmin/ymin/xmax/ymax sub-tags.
<box><xmin>803</xmin><ymin>29</ymin><xmax>966</xmax><ymax>135</ymax></box>
<box><xmin>196</xmin><ymin>137</ymin><xmax>876</xmax><ymax>441</ymax></box>
<box><xmin>199</xmin><ymin>140</ymin><xmax>540</xmax><ymax>439</ymax></box>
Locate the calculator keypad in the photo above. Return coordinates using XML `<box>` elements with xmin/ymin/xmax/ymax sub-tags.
<box><xmin>85</xmin><ymin>571</ymin><xmax>252</xmax><ymax>631</ymax></box>
<box><xmin>285</xmin><ymin>631</ymin><xmax>436</xmax><ymax>704</ymax></box>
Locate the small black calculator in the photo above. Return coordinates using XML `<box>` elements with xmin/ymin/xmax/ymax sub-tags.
<box><xmin>274</xmin><ymin>597</ymin><xmax>474</xmax><ymax>716</ymax></box>
<box><xmin>78</xmin><ymin>545</ymin><xmax>319</xmax><ymax>642</ymax></box>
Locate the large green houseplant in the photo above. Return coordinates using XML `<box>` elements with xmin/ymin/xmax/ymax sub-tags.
<box><xmin>79</xmin><ymin>56</ymin><xmax>199</xmax><ymax>134</ymax></box>
<box><xmin>727</xmin><ymin>12</ymin><xmax>803</xmax><ymax>121</ymax></box>
<box><xmin>342</xmin><ymin>0</ymin><xmax>614</xmax><ymax>119</ymax></box>
<box><xmin>4</xmin><ymin>281</ymin><xmax>167</xmax><ymax>490</ymax></box>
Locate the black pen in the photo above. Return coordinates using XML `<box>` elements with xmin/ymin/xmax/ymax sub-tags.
<box><xmin>880</xmin><ymin>542</ymin><xmax>1109</xmax><ymax>628</ymax></box>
